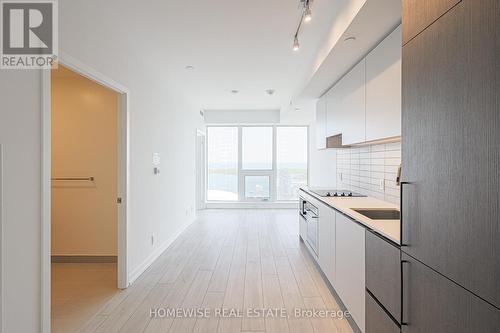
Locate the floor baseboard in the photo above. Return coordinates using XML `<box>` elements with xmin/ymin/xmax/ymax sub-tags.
<box><xmin>128</xmin><ymin>218</ymin><xmax>195</xmax><ymax>284</ymax></box>
<box><xmin>51</xmin><ymin>255</ymin><xmax>118</xmax><ymax>263</ymax></box>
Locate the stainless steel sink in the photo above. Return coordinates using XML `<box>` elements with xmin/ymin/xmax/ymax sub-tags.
<box><xmin>352</xmin><ymin>209</ymin><xmax>400</xmax><ymax>220</ymax></box>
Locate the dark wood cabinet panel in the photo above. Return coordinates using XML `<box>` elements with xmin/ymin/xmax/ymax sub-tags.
<box><xmin>401</xmin><ymin>254</ymin><xmax>500</xmax><ymax>333</ymax></box>
<box><xmin>365</xmin><ymin>231</ymin><xmax>401</xmax><ymax>323</ymax></box>
<box><xmin>402</xmin><ymin>0</ymin><xmax>500</xmax><ymax>308</ymax></box>
<box><xmin>402</xmin><ymin>0</ymin><xmax>461</xmax><ymax>44</ymax></box>
<box><xmin>366</xmin><ymin>291</ymin><xmax>400</xmax><ymax>333</ymax></box>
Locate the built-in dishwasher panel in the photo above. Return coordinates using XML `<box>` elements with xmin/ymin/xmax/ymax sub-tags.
<box><xmin>304</xmin><ymin>201</ymin><xmax>319</xmax><ymax>257</ymax></box>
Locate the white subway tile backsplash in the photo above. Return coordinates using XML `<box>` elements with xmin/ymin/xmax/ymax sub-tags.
<box><xmin>384</xmin><ymin>150</ymin><xmax>401</xmax><ymax>158</ymax></box>
<box><xmin>371</xmin><ymin>144</ymin><xmax>386</xmax><ymax>152</ymax></box>
<box><xmin>384</xmin><ymin>165</ymin><xmax>400</xmax><ymax>173</ymax></box>
<box><xmin>370</xmin><ymin>151</ymin><xmax>385</xmax><ymax>159</ymax></box>
<box><xmin>385</xmin><ymin>158</ymin><xmax>402</xmax><ymax>166</ymax></box>
<box><xmin>385</xmin><ymin>142</ymin><xmax>401</xmax><ymax>150</ymax></box>
<box><xmin>336</xmin><ymin>141</ymin><xmax>401</xmax><ymax>205</ymax></box>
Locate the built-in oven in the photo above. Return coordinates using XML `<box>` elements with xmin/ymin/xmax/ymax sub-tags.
<box><xmin>303</xmin><ymin>199</ymin><xmax>319</xmax><ymax>257</ymax></box>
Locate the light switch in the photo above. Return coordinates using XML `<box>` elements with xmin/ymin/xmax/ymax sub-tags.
<box><xmin>153</xmin><ymin>153</ymin><xmax>161</xmax><ymax>175</ymax></box>
<box><xmin>152</xmin><ymin>153</ymin><xmax>161</xmax><ymax>166</ymax></box>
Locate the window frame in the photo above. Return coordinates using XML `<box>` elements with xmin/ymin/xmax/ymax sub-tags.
<box><xmin>205</xmin><ymin>124</ymin><xmax>309</xmax><ymax>203</ymax></box>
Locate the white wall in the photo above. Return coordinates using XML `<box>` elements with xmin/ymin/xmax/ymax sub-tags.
<box><xmin>0</xmin><ymin>70</ymin><xmax>44</xmax><ymax>333</ymax></box>
<box><xmin>0</xmin><ymin>1</ymin><xmax>203</xmax><ymax>331</ymax></box>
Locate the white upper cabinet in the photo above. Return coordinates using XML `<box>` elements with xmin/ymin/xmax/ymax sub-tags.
<box><xmin>326</xmin><ymin>82</ymin><xmax>342</xmax><ymax>137</ymax></box>
<box><xmin>315</xmin><ymin>96</ymin><xmax>327</xmax><ymax>150</ymax></box>
<box><xmin>337</xmin><ymin>59</ymin><xmax>366</xmax><ymax>145</ymax></box>
<box><xmin>365</xmin><ymin>25</ymin><xmax>402</xmax><ymax>141</ymax></box>
<box><xmin>325</xmin><ymin>59</ymin><xmax>366</xmax><ymax>146</ymax></box>
<box><xmin>315</xmin><ymin>25</ymin><xmax>402</xmax><ymax>149</ymax></box>
<box><xmin>326</xmin><ymin>59</ymin><xmax>365</xmax><ymax>143</ymax></box>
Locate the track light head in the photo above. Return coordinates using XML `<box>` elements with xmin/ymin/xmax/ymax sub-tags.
<box><xmin>304</xmin><ymin>7</ymin><xmax>312</xmax><ymax>22</ymax></box>
<box><xmin>293</xmin><ymin>36</ymin><xmax>300</xmax><ymax>51</ymax></box>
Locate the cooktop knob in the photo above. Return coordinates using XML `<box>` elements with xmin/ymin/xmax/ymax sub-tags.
<box><xmin>340</xmin><ymin>193</ymin><xmax>346</xmax><ymax>197</ymax></box>
<box><xmin>333</xmin><ymin>192</ymin><xmax>338</xmax><ymax>196</ymax></box>
<box><xmin>348</xmin><ymin>192</ymin><xmax>353</xmax><ymax>196</ymax></box>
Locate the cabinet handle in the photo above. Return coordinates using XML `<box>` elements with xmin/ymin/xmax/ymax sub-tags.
<box><xmin>401</xmin><ymin>259</ymin><xmax>410</xmax><ymax>326</ymax></box>
<box><xmin>400</xmin><ymin>182</ymin><xmax>411</xmax><ymax>246</ymax></box>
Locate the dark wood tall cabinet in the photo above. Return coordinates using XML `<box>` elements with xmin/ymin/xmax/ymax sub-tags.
<box><xmin>402</xmin><ymin>0</ymin><xmax>461</xmax><ymax>44</ymax></box>
<box><xmin>401</xmin><ymin>0</ymin><xmax>500</xmax><ymax>327</ymax></box>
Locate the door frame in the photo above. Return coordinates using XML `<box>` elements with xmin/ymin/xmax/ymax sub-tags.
<box><xmin>41</xmin><ymin>52</ymin><xmax>130</xmax><ymax>333</ymax></box>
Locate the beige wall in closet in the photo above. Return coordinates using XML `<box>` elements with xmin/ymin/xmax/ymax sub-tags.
<box><xmin>51</xmin><ymin>66</ymin><xmax>118</xmax><ymax>256</ymax></box>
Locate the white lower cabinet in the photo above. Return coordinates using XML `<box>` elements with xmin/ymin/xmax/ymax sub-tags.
<box><xmin>318</xmin><ymin>202</ymin><xmax>336</xmax><ymax>286</ymax></box>
<box><xmin>335</xmin><ymin>212</ymin><xmax>366</xmax><ymax>332</ymax></box>
<box><xmin>337</xmin><ymin>59</ymin><xmax>366</xmax><ymax>145</ymax></box>
<box><xmin>300</xmin><ymin>192</ymin><xmax>366</xmax><ymax>332</ymax></box>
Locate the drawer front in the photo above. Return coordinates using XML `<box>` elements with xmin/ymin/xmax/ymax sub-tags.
<box><xmin>401</xmin><ymin>253</ymin><xmax>500</xmax><ymax>333</ymax></box>
<box><xmin>402</xmin><ymin>0</ymin><xmax>461</xmax><ymax>44</ymax></box>
<box><xmin>366</xmin><ymin>291</ymin><xmax>400</xmax><ymax>333</ymax></box>
<box><xmin>366</xmin><ymin>230</ymin><xmax>401</xmax><ymax>322</ymax></box>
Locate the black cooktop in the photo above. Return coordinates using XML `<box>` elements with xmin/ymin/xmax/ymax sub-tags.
<box><xmin>309</xmin><ymin>189</ymin><xmax>366</xmax><ymax>198</ymax></box>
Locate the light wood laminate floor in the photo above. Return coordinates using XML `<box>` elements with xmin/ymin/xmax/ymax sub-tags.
<box><xmin>73</xmin><ymin>209</ymin><xmax>355</xmax><ymax>333</ymax></box>
<box><xmin>52</xmin><ymin>263</ymin><xmax>119</xmax><ymax>333</ymax></box>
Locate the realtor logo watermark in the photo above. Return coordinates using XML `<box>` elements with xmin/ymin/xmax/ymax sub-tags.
<box><xmin>1</xmin><ymin>0</ymin><xmax>57</xmax><ymax>69</ymax></box>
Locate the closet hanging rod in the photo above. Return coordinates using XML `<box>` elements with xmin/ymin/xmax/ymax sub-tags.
<box><xmin>51</xmin><ymin>177</ymin><xmax>95</xmax><ymax>181</ymax></box>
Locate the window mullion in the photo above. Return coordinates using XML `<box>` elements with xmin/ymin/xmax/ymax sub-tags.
<box><xmin>237</xmin><ymin>126</ymin><xmax>243</xmax><ymax>201</ymax></box>
<box><xmin>272</xmin><ymin>125</ymin><xmax>277</xmax><ymax>202</ymax></box>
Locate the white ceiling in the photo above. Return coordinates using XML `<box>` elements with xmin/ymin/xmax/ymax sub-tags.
<box><xmin>59</xmin><ymin>0</ymin><xmax>369</xmax><ymax>112</ymax></box>
<box><xmin>155</xmin><ymin>0</ymin><xmax>364</xmax><ymax>111</ymax></box>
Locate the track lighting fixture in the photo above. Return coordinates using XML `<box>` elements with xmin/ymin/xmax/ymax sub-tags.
<box><xmin>293</xmin><ymin>36</ymin><xmax>300</xmax><ymax>51</ymax></box>
<box><xmin>304</xmin><ymin>6</ymin><xmax>312</xmax><ymax>22</ymax></box>
<box><xmin>292</xmin><ymin>0</ymin><xmax>313</xmax><ymax>51</ymax></box>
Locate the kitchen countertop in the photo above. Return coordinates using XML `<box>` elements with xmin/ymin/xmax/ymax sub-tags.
<box><xmin>300</xmin><ymin>187</ymin><xmax>401</xmax><ymax>245</ymax></box>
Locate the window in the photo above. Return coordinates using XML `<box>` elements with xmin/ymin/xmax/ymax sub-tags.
<box><xmin>242</xmin><ymin>127</ymin><xmax>273</xmax><ymax>170</ymax></box>
<box><xmin>207</xmin><ymin>127</ymin><xmax>238</xmax><ymax>201</ymax></box>
<box><xmin>276</xmin><ymin>127</ymin><xmax>308</xmax><ymax>201</ymax></box>
<box><xmin>206</xmin><ymin>126</ymin><xmax>308</xmax><ymax>202</ymax></box>
<box><xmin>244</xmin><ymin>176</ymin><xmax>271</xmax><ymax>199</ymax></box>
